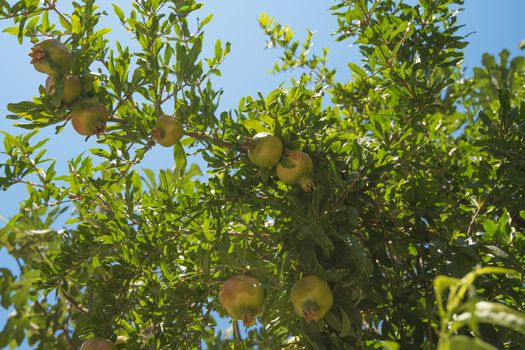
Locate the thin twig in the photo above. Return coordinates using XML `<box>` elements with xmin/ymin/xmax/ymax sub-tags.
<box><xmin>466</xmin><ymin>199</ymin><xmax>485</xmax><ymax>237</ymax></box>
<box><xmin>108</xmin><ymin>116</ymin><xmax>128</xmax><ymax>124</ymax></box>
<box><xmin>0</xmin><ymin>7</ymin><xmax>52</xmax><ymax>21</ymax></box>
<box><xmin>185</xmin><ymin>130</ymin><xmax>232</xmax><ymax>148</ymax></box>
<box><xmin>14</xmin><ymin>179</ymin><xmax>46</xmax><ymax>188</ymax></box>
<box><xmin>44</xmin><ymin>0</ymin><xmax>72</xmax><ymax>27</ymax></box>
<box><xmin>60</xmin><ymin>286</ymin><xmax>89</xmax><ymax>314</ymax></box>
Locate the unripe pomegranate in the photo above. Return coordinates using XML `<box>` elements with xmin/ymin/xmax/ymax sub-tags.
<box><xmin>152</xmin><ymin>115</ymin><xmax>183</xmax><ymax>147</ymax></box>
<box><xmin>219</xmin><ymin>274</ymin><xmax>264</xmax><ymax>327</ymax></box>
<box><xmin>80</xmin><ymin>337</ymin><xmax>116</xmax><ymax>350</ymax></box>
<box><xmin>276</xmin><ymin>149</ymin><xmax>315</xmax><ymax>192</ymax></box>
<box><xmin>290</xmin><ymin>275</ymin><xmax>333</xmax><ymax>322</ymax></box>
<box><xmin>29</xmin><ymin>39</ymin><xmax>71</xmax><ymax>76</ymax></box>
<box><xmin>71</xmin><ymin>104</ymin><xmax>109</xmax><ymax>136</ymax></box>
<box><xmin>45</xmin><ymin>75</ymin><xmax>82</xmax><ymax>104</ymax></box>
<box><xmin>245</xmin><ymin>132</ymin><xmax>283</xmax><ymax>168</ymax></box>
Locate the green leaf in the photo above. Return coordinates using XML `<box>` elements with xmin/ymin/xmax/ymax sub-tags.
<box><xmin>58</xmin><ymin>13</ymin><xmax>71</xmax><ymax>31</ymax></box>
<box><xmin>91</xmin><ymin>28</ymin><xmax>112</xmax><ymax>41</ymax></box>
<box><xmin>381</xmin><ymin>341</ymin><xmax>400</xmax><ymax>350</ymax></box>
<box><xmin>434</xmin><ymin>275</ymin><xmax>460</xmax><ymax>316</ymax></box>
<box><xmin>200</xmin><ymin>13</ymin><xmax>213</xmax><ymax>27</ymax></box>
<box><xmin>299</xmin><ymin>223</ymin><xmax>333</xmax><ymax>256</ymax></box>
<box><xmin>445</xmin><ymin>336</ymin><xmax>498</xmax><ymax>350</ymax></box>
<box><xmin>214</xmin><ymin>39</ymin><xmax>223</xmax><ymax>59</ymax></box>
<box><xmin>2</xmin><ymin>27</ymin><xmax>19</xmax><ymax>36</ymax></box>
<box><xmin>453</xmin><ymin>302</ymin><xmax>525</xmax><ymax>336</ymax></box>
<box><xmin>483</xmin><ymin>219</ymin><xmax>498</xmax><ymax>240</ymax></box>
<box><xmin>241</xmin><ymin>119</ymin><xmax>270</xmax><ymax>133</ymax></box>
<box><xmin>71</xmin><ymin>14</ymin><xmax>81</xmax><ymax>34</ymax></box>
<box><xmin>347</xmin><ymin>62</ymin><xmax>366</xmax><ymax>78</ymax></box>
<box><xmin>339</xmin><ymin>309</ymin><xmax>352</xmax><ymax>338</ymax></box>
<box><xmin>112</xmin><ymin>4</ymin><xmax>125</xmax><ymax>22</ymax></box>
<box><xmin>7</xmin><ymin>101</ymin><xmax>40</xmax><ymax>114</ymax></box>
<box><xmin>173</xmin><ymin>140</ymin><xmax>187</xmax><ymax>176</ymax></box>
<box><xmin>279</xmin><ymin>155</ymin><xmax>296</xmax><ymax>169</ymax></box>
<box><xmin>42</xmin><ymin>10</ymin><xmax>49</xmax><ymax>29</ymax></box>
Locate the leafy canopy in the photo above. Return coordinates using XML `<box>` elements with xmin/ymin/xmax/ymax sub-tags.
<box><xmin>1</xmin><ymin>0</ymin><xmax>525</xmax><ymax>349</ymax></box>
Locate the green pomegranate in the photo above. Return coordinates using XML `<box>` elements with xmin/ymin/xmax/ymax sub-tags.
<box><xmin>276</xmin><ymin>149</ymin><xmax>315</xmax><ymax>192</ymax></box>
<box><xmin>152</xmin><ymin>115</ymin><xmax>184</xmax><ymax>147</ymax></box>
<box><xmin>29</xmin><ymin>39</ymin><xmax>71</xmax><ymax>76</ymax></box>
<box><xmin>246</xmin><ymin>132</ymin><xmax>283</xmax><ymax>168</ymax></box>
<box><xmin>71</xmin><ymin>104</ymin><xmax>109</xmax><ymax>136</ymax></box>
<box><xmin>290</xmin><ymin>275</ymin><xmax>333</xmax><ymax>322</ymax></box>
<box><xmin>219</xmin><ymin>274</ymin><xmax>264</xmax><ymax>327</ymax></box>
<box><xmin>80</xmin><ymin>337</ymin><xmax>116</xmax><ymax>350</ymax></box>
<box><xmin>45</xmin><ymin>75</ymin><xmax>82</xmax><ymax>104</ymax></box>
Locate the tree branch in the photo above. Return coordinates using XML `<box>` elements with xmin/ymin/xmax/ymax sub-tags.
<box><xmin>185</xmin><ymin>130</ymin><xmax>232</xmax><ymax>148</ymax></box>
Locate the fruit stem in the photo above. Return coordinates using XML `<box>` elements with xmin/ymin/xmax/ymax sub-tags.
<box><xmin>108</xmin><ymin>116</ymin><xmax>128</xmax><ymax>124</ymax></box>
<box><xmin>233</xmin><ymin>319</ymin><xmax>243</xmax><ymax>343</ymax></box>
<box><xmin>240</xmin><ymin>137</ymin><xmax>255</xmax><ymax>150</ymax></box>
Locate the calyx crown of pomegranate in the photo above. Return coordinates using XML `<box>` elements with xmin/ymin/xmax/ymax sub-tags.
<box><xmin>29</xmin><ymin>38</ymin><xmax>71</xmax><ymax>76</ymax></box>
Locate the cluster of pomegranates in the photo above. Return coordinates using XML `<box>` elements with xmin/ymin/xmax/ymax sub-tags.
<box><xmin>80</xmin><ymin>275</ymin><xmax>332</xmax><ymax>347</ymax></box>
<box><xmin>32</xmin><ymin>39</ymin><xmax>323</xmax><ymax>345</ymax></box>
<box><xmin>29</xmin><ymin>38</ymin><xmax>109</xmax><ymax>136</ymax></box>
<box><xmin>30</xmin><ymin>38</ymin><xmax>185</xmax><ymax>145</ymax></box>
<box><xmin>219</xmin><ymin>274</ymin><xmax>333</xmax><ymax>327</ymax></box>
<box><xmin>245</xmin><ymin>132</ymin><xmax>315</xmax><ymax>192</ymax></box>
<box><xmin>28</xmin><ymin>39</ymin><xmax>316</xmax><ymax>178</ymax></box>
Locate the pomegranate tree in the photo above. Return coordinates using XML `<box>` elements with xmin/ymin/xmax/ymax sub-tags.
<box><xmin>71</xmin><ymin>103</ymin><xmax>109</xmax><ymax>136</ymax></box>
<box><xmin>290</xmin><ymin>275</ymin><xmax>333</xmax><ymax>322</ymax></box>
<box><xmin>276</xmin><ymin>149</ymin><xmax>315</xmax><ymax>192</ymax></box>
<box><xmin>219</xmin><ymin>274</ymin><xmax>264</xmax><ymax>327</ymax></box>
<box><xmin>28</xmin><ymin>38</ymin><xmax>71</xmax><ymax>76</ymax></box>
<box><xmin>152</xmin><ymin>115</ymin><xmax>184</xmax><ymax>147</ymax></box>
<box><xmin>245</xmin><ymin>132</ymin><xmax>283</xmax><ymax>168</ymax></box>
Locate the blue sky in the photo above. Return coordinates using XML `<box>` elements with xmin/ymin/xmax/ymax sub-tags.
<box><xmin>1</xmin><ymin>0</ymin><xmax>524</xmax><ymax>348</ymax></box>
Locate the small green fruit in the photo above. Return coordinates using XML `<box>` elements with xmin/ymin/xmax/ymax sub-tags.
<box><xmin>29</xmin><ymin>39</ymin><xmax>71</xmax><ymax>76</ymax></box>
<box><xmin>246</xmin><ymin>132</ymin><xmax>283</xmax><ymax>168</ymax></box>
<box><xmin>45</xmin><ymin>75</ymin><xmax>82</xmax><ymax>104</ymax></box>
<box><xmin>276</xmin><ymin>149</ymin><xmax>315</xmax><ymax>192</ymax></box>
<box><xmin>152</xmin><ymin>115</ymin><xmax>184</xmax><ymax>147</ymax></box>
<box><xmin>80</xmin><ymin>337</ymin><xmax>116</xmax><ymax>350</ymax></box>
<box><xmin>71</xmin><ymin>104</ymin><xmax>109</xmax><ymax>136</ymax></box>
<box><xmin>290</xmin><ymin>275</ymin><xmax>333</xmax><ymax>322</ymax></box>
<box><xmin>219</xmin><ymin>274</ymin><xmax>264</xmax><ymax>327</ymax></box>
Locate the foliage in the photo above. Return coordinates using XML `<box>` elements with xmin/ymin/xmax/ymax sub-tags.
<box><xmin>434</xmin><ymin>267</ymin><xmax>525</xmax><ymax>350</ymax></box>
<box><xmin>0</xmin><ymin>0</ymin><xmax>524</xmax><ymax>349</ymax></box>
